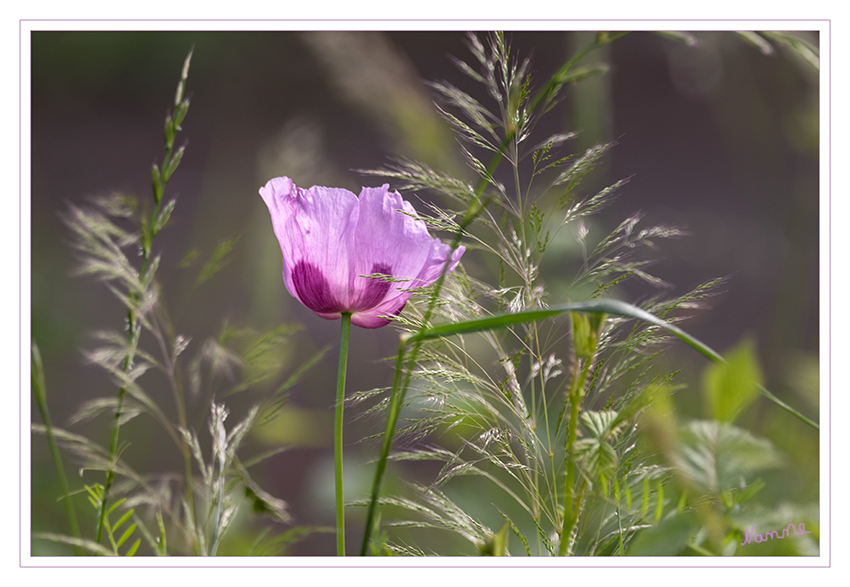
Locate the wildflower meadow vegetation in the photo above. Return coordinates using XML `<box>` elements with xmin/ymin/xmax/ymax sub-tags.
<box><xmin>30</xmin><ymin>30</ymin><xmax>821</xmax><ymax>558</ymax></box>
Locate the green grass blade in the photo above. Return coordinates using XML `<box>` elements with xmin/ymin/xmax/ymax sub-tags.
<box><xmin>407</xmin><ymin>298</ymin><xmax>816</xmax><ymax>429</ymax></box>
<box><xmin>407</xmin><ymin>299</ymin><xmax>719</xmax><ymax>360</ymax></box>
<box><xmin>156</xmin><ymin>510</ymin><xmax>168</xmax><ymax>555</ymax></box>
<box><xmin>32</xmin><ymin>342</ymin><xmax>83</xmax><ymax>555</ymax></box>
<box><xmin>755</xmin><ymin>383</ymin><xmax>818</xmax><ymax>430</ymax></box>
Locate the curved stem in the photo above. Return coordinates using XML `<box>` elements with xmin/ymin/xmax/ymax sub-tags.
<box><xmin>335</xmin><ymin>313</ymin><xmax>352</xmax><ymax>556</ymax></box>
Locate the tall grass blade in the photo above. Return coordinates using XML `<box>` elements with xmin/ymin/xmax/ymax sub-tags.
<box><xmin>31</xmin><ymin>342</ymin><xmax>83</xmax><ymax>555</ymax></box>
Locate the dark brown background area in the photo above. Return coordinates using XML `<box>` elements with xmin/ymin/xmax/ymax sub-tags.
<box><xmin>30</xmin><ymin>30</ymin><xmax>819</xmax><ymax>555</ymax></box>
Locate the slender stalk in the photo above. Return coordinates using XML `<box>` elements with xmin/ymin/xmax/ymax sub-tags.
<box><xmin>562</xmin><ymin>477</ymin><xmax>588</xmax><ymax>555</ymax></box>
<box><xmin>96</xmin><ymin>52</ymin><xmax>194</xmax><ymax>546</ymax></box>
<box><xmin>96</xmin><ymin>311</ymin><xmax>138</xmax><ymax>544</ymax></box>
<box><xmin>559</xmin><ymin>358</ymin><xmax>592</xmax><ymax>555</ymax></box>
<box><xmin>335</xmin><ymin>313</ymin><xmax>352</xmax><ymax>556</ymax></box>
<box><xmin>360</xmin><ymin>343</ymin><xmax>406</xmax><ymax>555</ymax></box>
<box><xmin>32</xmin><ymin>343</ymin><xmax>83</xmax><ymax>555</ymax></box>
<box><xmin>208</xmin><ymin>470</ymin><xmax>224</xmax><ymax>556</ymax></box>
<box><xmin>96</xmin><ymin>191</ymin><xmax>165</xmax><ymax>545</ymax></box>
<box><xmin>147</xmin><ymin>316</ymin><xmax>198</xmax><ymax>550</ymax></box>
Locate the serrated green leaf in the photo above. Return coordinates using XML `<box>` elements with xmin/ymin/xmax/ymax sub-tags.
<box><xmin>574</xmin><ymin>437</ymin><xmax>617</xmax><ymax>479</ymax></box>
<box><xmin>581</xmin><ymin>409</ymin><xmax>619</xmax><ymax>439</ymax></box>
<box><xmin>676</xmin><ymin>420</ymin><xmax>781</xmax><ymax>494</ymax></box>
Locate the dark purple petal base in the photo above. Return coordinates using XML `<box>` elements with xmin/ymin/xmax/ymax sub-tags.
<box><xmin>353</xmin><ymin>263</ymin><xmax>393</xmax><ymax>311</ymax></box>
<box><xmin>291</xmin><ymin>261</ymin><xmax>343</xmax><ymax>314</ymax></box>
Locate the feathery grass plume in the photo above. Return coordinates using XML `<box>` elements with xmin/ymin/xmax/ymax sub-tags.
<box><xmin>358</xmin><ymin>31</ymin><xmax>666</xmax><ymax>555</ymax></box>
<box><xmin>37</xmin><ymin>49</ymin><xmax>312</xmax><ymax>556</ymax></box>
<box><xmin>59</xmin><ymin>49</ymin><xmax>198</xmax><ymax>548</ymax></box>
<box><xmin>357</xmin><ymin>31</ymin><xmax>814</xmax><ymax>557</ymax></box>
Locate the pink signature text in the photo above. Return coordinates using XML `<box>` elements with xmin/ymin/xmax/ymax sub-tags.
<box><xmin>740</xmin><ymin>523</ymin><xmax>812</xmax><ymax>546</ymax></box>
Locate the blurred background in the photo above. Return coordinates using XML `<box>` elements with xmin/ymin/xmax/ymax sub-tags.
<box><xmin>30</xmin><ymin>30</ymin><xmax>819</xmax><ymax>555</ymax></box>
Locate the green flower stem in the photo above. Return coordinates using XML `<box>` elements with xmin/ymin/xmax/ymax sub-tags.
<box><xmin>335</xmin><ymin>312</ymin><xmax>352</xmax><ymax>556</ymax></box>
<box><xmin>32</xmin><ymin>343</ymin><xmax>83</xmax><ymax>555</ymax></box>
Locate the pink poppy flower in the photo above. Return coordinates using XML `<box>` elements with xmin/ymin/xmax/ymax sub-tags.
<box><xmin>260</xmin><ymin>176</ymin><xmax>465</xmax><ymax>328</ymax></box>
